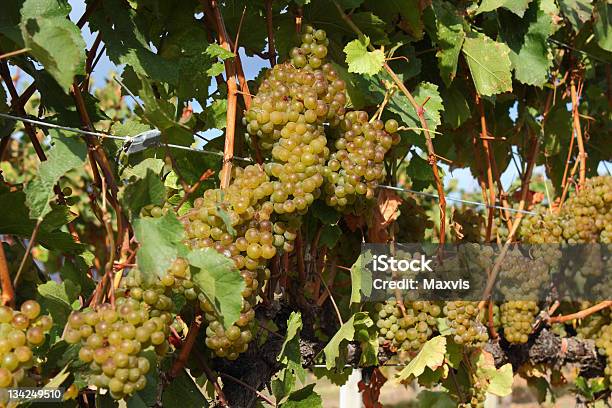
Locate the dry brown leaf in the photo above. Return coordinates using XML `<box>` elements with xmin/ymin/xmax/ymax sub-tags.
<box><xmin>368</xmin><ymin>189</ymin><xmax>402</xmax><ymax>243</ymax></box>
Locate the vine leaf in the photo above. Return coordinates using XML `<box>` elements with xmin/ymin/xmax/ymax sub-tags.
<box><xmin>368</xmin><ymin>189</ymin><xmax>402</xmax><ymax>242</ymax></box>
<box><xmin>462</xmin><ymin>33</ymin><xmax>513</xmax><ymax>96</ymax></box>
<box><xmin>415</xmin><ymin>390</ymin><xmax>456</xmax><ymax>407</ymax></box>
<box><xmin>280</xmin><ymin>384</ymin><xmax>322</xmax><ymax>408</ymax></box>
<box><xmin>477</xmin><ymin>0</ymin><xmax>534</xmax><ymax>17</ymax></box>
<box><xmin>20</xmin><ymin>0</ymin><xmax>86</xmax><ymax>90</ymax></box>
<box><xmin>558</xmin><ymin>0</ymin><xmax>593</xmax><ymax>32</ymax></box>
<box><xmin>274</xmin><ymin>312</ymin><xmax>306</xmax><ymax>403</ymax></box>
<box><xmin>344</xmin><ymin>36</ymin><xmax>385</xmax><ymax>76</ymax></box>
<box><xmin>25</xmin><ymin>131</ymin><xmax>87</xmax><ymax>220</ymax></box>
<box><xmin>473</xmin><ymin>349</ymin><xmax>514</xmax><ymax>396</ymax></box>
<box><xmin>593</xmin><ymin>0</ymin><xmax>612</xmax><ymax>52</ymax></box>
<box><xmin>134</xmin><ymin>212</ymin><xmax>185</xmax><ymax>285</ymax></box>
<box><xmin>430</xmin><ymin>0</ymin><xmax>466</xmax><ymax>86</ymax></box>
<box><xmin>350</xmin><ymin>251</ymin><xmax>373</xmax><ymax>305</ymax></box>
<box><xmin>323</xmin><ymin>312</ymin><xmax>373</xmax><ymax>370</ymax></box>
<box><xmin>162</xmin><ymin>370</ymin><xmax>209</xmax><ymax>407</ymax></box>
<box><xmin>440</xmin><ymin>83</ymin><xmax>471</xmax><ymax>129</ymax></box>
<box><xmin>396</xmin><ymin>336</ymin><xmax>446</xmax><ymax>382</ymax></box>
<box><xmin>37</xmin><ymin>280</ymin><xmax>80</xmax><ymax>327</ymax></box>
<box><xmin>188</xmin><ymin>248</ymin><xmax>245</xmax><ymax>330</ymax></box>
<box><xmin>500</xmin><ymin>0</ymin><xmax>559</xmax><ymax>87</ymax></box>
<box><xmin>121</xmin><ymin>158</ymin><xmax>166</xmax><ymax>217</ymax></box>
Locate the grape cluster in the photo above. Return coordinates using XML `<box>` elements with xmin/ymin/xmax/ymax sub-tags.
<box><xmin>64</xmin><ymin>299</ymin><xmax>169</xmax><ymax>399</ymax></box>
<box><xmin>595</xmin><ymin>324</ymin><xmax>612</xmax><ymax>390</ymax></box>
<box><xmin>374</xmin><ymin>300</ymin><xmax>440</xmax><ymax>360</ymax></box>
<box><xmin>323</xmin><ymin>111</ymin><xmax>397</xmax><ymax>210</ymax></box>
<box><xmin>443</xmin><ymin>301</ymin><xmax>488</xmax><ymax>347</ymax></box>
<box><xmin>522</xmin><ymin>176</ymin><xmax>612</xmax><ymax>244</ymax></box>
<box><xmin>500</xmin><ymin>301</ymin><xmax>538</xmax><ymax>344</ymax></box>
<box><xmin>290</xmin><ymin>26</ymin><xmax>330</xmax><ymax>70</ymax></box>
<box><xmin>577</xmin><ymin>306</ymin><xmax>610</xmax><ymax>339</ymax></box>
<box><xmin>0</xmin><ymin>301</ymin><xmax>52</xmax><ymax>388</ymax></box>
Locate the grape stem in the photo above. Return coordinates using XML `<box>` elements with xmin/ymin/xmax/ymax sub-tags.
<box><xmin>549</xmin><ymin>301</ymin><xmax>612</xmax><ymax>324</ymax></box>
<box><xmin>570</xmin><ymin>75</ymin><xmax>587</xmax><ymax>187</ymax></box>
<box><xmin>170</xmin><ymin>310</ymin><xmax>203</xmax><ymax>378</ymax></box>
<box><xmin>207</xmin><ymin>0</ymin><xmax>238</xmax><ymax>189</ymax></box>
<box><xmin>0</xmin><ymin>242</ymin><xmax>15</xmax><ymax>307</ymax></box>
<box><xmin>476</xmin><ymin>95</ymin><xmax>499</xmax><ymax>242</ymax></box>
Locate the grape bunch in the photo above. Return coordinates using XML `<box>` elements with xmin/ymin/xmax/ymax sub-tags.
<box><xmin>595</xmin><ymin>324</ymin><xmax>612</xmax><ymax>390</ymax></box>
<box><xmin>64</xmin><ymin>299</ymin><xmax>169</xmax><ymax>399</ymax></box>
<box><xmin>323</xmin><ymin>111</ymin><xmax>397</xmax><ymax>210</ymax></box>
<box><xmin>443</xmin><ymin>301</ymin><xmax>488</xmax><ymax>347</ymax></box>
<box><xmin>290</xmin><ymin>26</ymin><xmax>330</xmax><ymax>70</ymax></box>
<box><xmin>577</xmin><ymin>305</ymin><xmax>610</xmax><ymax>339</ymax></box>
<box><xmin>374</xmin><ymin>300</ymin><xmax>440</xmax><ymax>360</ymax></box>
<box><xmin>522</xmin><ymin>176</ymin><xmax>612</xmax><ymax>244</ymax></box>
<box><xmin>0</xmin><ymin>301</ymin><xmax>52</xmax><ymax>388</ymax></box>
<box><xmin>500</xmin><ymin>301</ymin><xmax>538</xmax><ymax>344</ymax></box>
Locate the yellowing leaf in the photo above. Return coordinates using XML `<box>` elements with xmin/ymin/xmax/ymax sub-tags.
<box><xmin>462</xmin><ymin>34</ymin><xmax>513</xmax><ymax>96</ymax></box>
<box><xmin>344</xmin><ymin>36</ymin><xmax>385</xmax><ymax>76</ymax></box>
<box><xmin>396</xmin><ymin>336</ymin><xmax>447</xmax><ymax>382</ymax></box>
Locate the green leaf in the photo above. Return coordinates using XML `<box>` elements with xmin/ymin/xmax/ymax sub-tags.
<box><xmin>543</xmin><ymin>104</ymin><xmax>571</xmax><ymax>157</ymax></box>
<box><xmin>89</xmin><ymin>0</ymin><xmax>179</xmax><ymax>85</ymax></box>
<box><xmin>121</xmin><ymin>158</ymin><xmax>166</xmax><ymax>216</ymax></box>
<box><xmin>319</xmin><ymin>224</ymin><xmax>342</xmax><ymax>249</ymax></box>
<box><xmin>323</xmin><ymin>312</ymin><xmax>372</xmax><ymax>370</ymax></box>
<box><xmin>25</xmin><ymin>131</ymin><xmax>87</xmax><ymax>220</ymax></box>
<box><xmin>440</xmin><ymin>84</ymin><xmax>471</xmax><ymax>129</ymax></box>
<box><xmin>188</xmin><ymin>248</ymin><xmax>245</xmax><ymax>329</ymax></box>
<box><xmin>206</xmin><ymin>43</ymin><xmax>235</xmax><ymax>60</ymax></box>
<box><xmin>416</xmin><ymin>390</ymin><xmax>457</xmax><ymax>407</ymax></box>
<box><xmin>162</xmin><ymin>370</ymin><xmax>209</xmax><ymax>407</ymax></box>
<box><xmin>20</xmin><ymin>0</ymin><xmax>86</xmax><ymax>90</ymax></box>
<box><xmin>350</xmin><ymin>251</ymin><xmax>373</xmax><ymax>305</ymax></box>
<box><xmin>430</xmin><ymin>0</ymin><xmax>466</xmax><ymax>86</ymax></box>
<box><xmin>594</xmin><ymin>0</ymin><xmax>612</xmax><ymax>52</ymax></box>
<box><xmin>344</xmin><ymin>37</ymin><xmax>385</xmax><ymax>76</ymax></box>
<box><xmin>37</xmin><ymin>280</ymin><xmax>81</xmax><ymax>326</ymax></box>
<box><xmin>275</xmin><ymin>312</ymin><xmax>306</xmax><ymax>402</ymax></box>
<box><xmin>396</xmin><ymin>336</ymin><xmax>446</xmax><ymax>381</ymax></box>
<box><xmin>281</xmin><ymin>384</ymin><xmax>322</xmax><ymax>408</ymax></box>
<box><xmin>462</xmin><ymin>33</ymin><xmax>513</xmax><ymax>96</ymax></box>
<box><xmin>558</xmin><ymin>0</ymin><xmax>593</xmax><ymax>32</ymax></box>
<box><xmin>373</xmin><ymin>80</ymin><xmax>444</xmax><ymax>135</ymax></box>
<box><xmin>134</xmin><ymin>212</ymin><xmax>185</xmax><ymax>284</ymax></box>
<box><xmin>500</xmin><ymin>0</ymin><xmax>559</xmax><ymax>87</ymax></box>
<box><xmin>487</xmin><ymin>363</ymin><xmax>513</xmax><ymax>396</ymax></box>
<box><xmin>201</xmin><ymin>99</ymin><xmax>228</xmax><ymax>130</ymax></box>
<box><xmin>45</xmin><ymin>364</ymin><xmax>70</xmax><ymax>388</ymax></box>
<box><xmin>477</xmin><ymin>0</ymin><xmax>533</xmax><ymax>17</ymax></box>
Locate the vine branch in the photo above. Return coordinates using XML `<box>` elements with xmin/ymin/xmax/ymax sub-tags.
<box><xmin>0</xmin><ymin>242</ymin><xmax>15</xmax><ymax>307</ymax></box>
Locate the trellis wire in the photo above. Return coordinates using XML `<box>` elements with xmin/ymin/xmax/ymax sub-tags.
<box><xmin>378</xmin><ymin>185</ymin><xmax>537</xmax><ymax>215</ymax></box>
<box><xmin>0</xmin><ymin>112</ymin><xmax>252</xmax><ymax>162</ymax></box>
<box><xmin>1</xmin><ymin>112</ymin><xmax>536</xmax><ymax>215</ymax></box>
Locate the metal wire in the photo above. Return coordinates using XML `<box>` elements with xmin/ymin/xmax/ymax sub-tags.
<box><xmin>0</xmin><ymin>112</ymin><xmax>252</xmax><ymax>162</ymax></box>
<box><xmin>1</xmin><ymin>112</ymin><xmax>538</xmax><ymax>215</ymax></box>
<box><xmin>378</xmin><ymin>185</ymin><xmax>537</xmax><ymax>215</ymax></box>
